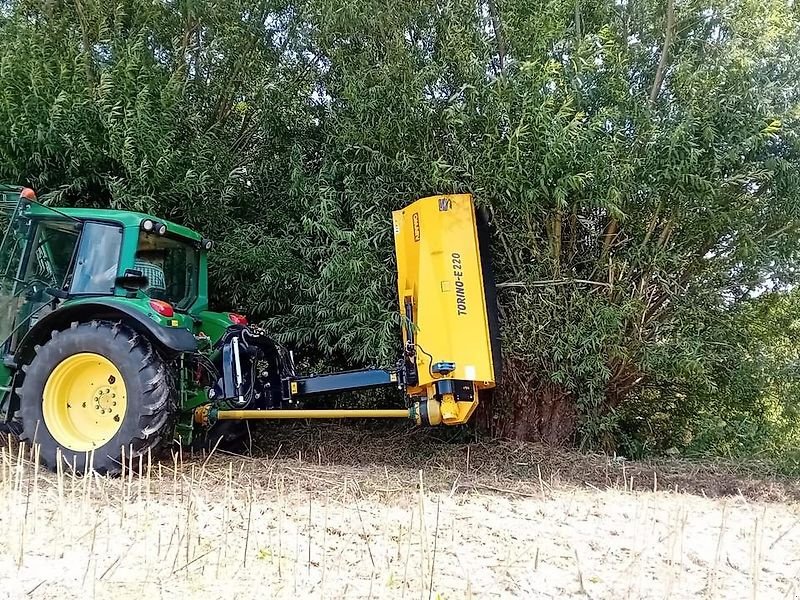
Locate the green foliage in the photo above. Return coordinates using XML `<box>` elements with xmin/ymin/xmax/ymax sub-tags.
<box><xmin>0</xmin><ymin>0</ymin><xmax>798</xmax><ymax>452</ymax></box>
<box><xmin>619</xmin><ymin>289</ymin><xmax>800</xmax><ymax>469</ymax></box>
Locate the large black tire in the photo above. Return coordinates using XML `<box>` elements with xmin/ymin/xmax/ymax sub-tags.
<box><xmin>19</xmin><ymin>320</ymin><xmax>176</xmax><ymax>474</ymax></box>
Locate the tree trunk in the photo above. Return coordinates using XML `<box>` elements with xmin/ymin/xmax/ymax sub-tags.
<box><xmin>477</xmin><ymin>357</ymin><xmax>577</xmax><ymax>444</ymax></box>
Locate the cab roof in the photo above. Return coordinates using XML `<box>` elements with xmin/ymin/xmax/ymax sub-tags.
<box><xmin>24</xmin><ymin>203</ymin><xmax>202</xmax><ymax>242</ymax></box>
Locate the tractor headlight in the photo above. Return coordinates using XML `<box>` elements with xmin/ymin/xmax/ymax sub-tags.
<box><xmin>201</xmin><ymin>238</ymin><xmax>213</xmax><ymax>251</ymax></box>
<box><xmin>156</xmin><ymin>223</ymin><xmax>167</xmax><ymax>235</ymax></box>
<box><xmin>142</xmin><ymin>219</ymin><xmax>154</xmax><ymax>232</ymax></box>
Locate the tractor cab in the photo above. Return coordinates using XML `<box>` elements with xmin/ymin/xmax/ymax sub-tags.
<box><xmin>133</xmin><ymin>228</ymin><xmax>201</xmax><ymax>311</ymax></box>
<box><xmin>0</xmin><ymin>189</ymin><xmax>211</xmax><ymax>359</ymax></box>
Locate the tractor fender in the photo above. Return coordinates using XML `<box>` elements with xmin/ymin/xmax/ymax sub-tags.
<box><xmin>16</xmin><ymin>300</ymin><xmax>197</xmax><ymax>364</ymax></box>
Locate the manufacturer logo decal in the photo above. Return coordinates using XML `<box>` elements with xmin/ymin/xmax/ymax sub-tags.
<box><xmin>412</xmin><ymin>213</ymin><xmax>420</xmax><ymax>242</ymax></box>
<box><xmin>452</xmin><ymin>252</ymin><xmax>467</xmax><ymax>315</ymax></box>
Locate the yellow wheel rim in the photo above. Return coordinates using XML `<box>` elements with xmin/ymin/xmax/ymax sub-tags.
<box><xmin>42</xmin><ymin>353</ymin><xmax>128</xmax><ymax>452</ymax></box>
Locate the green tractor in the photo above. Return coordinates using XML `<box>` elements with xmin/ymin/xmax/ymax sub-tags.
<box><xmin>0</xmin><ymin>185</ymin><xmax>500</xmax><ymax>474</ymax></box>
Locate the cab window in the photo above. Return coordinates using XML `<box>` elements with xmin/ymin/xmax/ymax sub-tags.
<box><xmin>70</xmin><ymin>222</ymin><xmax>122</xmax><ymax>294</ymax></box>
<box><xmin>136</xmin><ymin>232</ymin><xmax>198</xmax><ymax>310</ymax></box>
<box><xmin>28</xmin><ymin>222</ymin><xmax>80</xmax><ymax>288</ymax></box>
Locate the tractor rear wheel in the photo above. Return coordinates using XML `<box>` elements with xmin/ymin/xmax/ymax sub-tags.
<box><xmin>19</xmin><ymin>321</ymin><xmax>176</xmax><ymax>474</ymax></box>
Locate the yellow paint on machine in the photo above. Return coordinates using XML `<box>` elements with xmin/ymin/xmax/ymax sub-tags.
<box><xmin>42</xmin><ymin>353</ymin><xmax>128</xmax><ymax>451</ymax></box>
<box><xmin>392</xmin><ymin>194</ymin><xmax>496</xmax><ymax>424</ymax></box>
<box><xmin>216</xmin><ymin>409</ymin><xmax>410</xmax><ymax>420</ymax></box>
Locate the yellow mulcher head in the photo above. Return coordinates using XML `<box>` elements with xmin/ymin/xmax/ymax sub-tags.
<box><xmin>393</xmin><ymin>194</ymin><xmax>500</xmax><ymax>425</ymax></box>
<box><xmin>197</xmin><ymin>193</ymin><xmax>500</xmax><ymax>431</ymax></box>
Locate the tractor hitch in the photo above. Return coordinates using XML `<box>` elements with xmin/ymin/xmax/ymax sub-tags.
<box><xmin>197</xmin><ymin>321</ymin><xmax>465</xmax><ymax>428</ymax></box>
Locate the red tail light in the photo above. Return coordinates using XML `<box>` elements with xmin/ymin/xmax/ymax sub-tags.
<box><xmin>149</xmin><ymin>299</ymin><xmax>174</xmax><ymax>318</ymax></box>
<box><xmin>229</xmin><ymin>313</ymin><xmax>248</xmax><ymax>325</ymax></box>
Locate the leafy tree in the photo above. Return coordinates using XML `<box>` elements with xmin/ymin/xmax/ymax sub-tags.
<box><xmin>619</xmin><ymin>288</ymin><xmax>800</xmax><ymax>464</ymax></box>
<box><xmin>283</xmin><ymin>0</ymin><xmax>800</xmax><ymax>446</ymax></box>
<box><xmin>0</xmin><ymin>0</ymin><xmax>797</xmax><ymax>450</ymax></box>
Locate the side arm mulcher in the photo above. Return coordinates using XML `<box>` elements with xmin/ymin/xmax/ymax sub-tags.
<box><xmin>392</xmin><ymin>194</ymin><xmax>500</xmax><ymax>425</ymax></box>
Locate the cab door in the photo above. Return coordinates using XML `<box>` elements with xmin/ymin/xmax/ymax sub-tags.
<box><xmin>4</xmin><ymin>220</ymin><xmax>81</xmax><ymax>352</ymax></box>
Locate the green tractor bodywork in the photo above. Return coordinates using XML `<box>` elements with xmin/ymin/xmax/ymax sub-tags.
<box><xmin>0</xmin><ymin>186</ymin><xmax>240</xmax><ymax>456</ymax></box>
<box><xmin>0</xmin><ymin>185</ymin><xmax>501</xmax><ymax>474</ymax></box>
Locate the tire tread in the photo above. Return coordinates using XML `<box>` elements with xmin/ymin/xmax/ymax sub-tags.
<box><xmin>18</xmin><ymin>320</ymin><xmax>177</xmax><ymax>475</ymax></box>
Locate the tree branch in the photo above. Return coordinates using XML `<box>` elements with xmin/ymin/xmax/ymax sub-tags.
<box><xmin>649</xmin><ymin>0</ymin><xmax>675</xmax><ymax>105</ymax></box>
<box><xmin>497</xmin><ymin>279</ymin><xmax>612</xmax><ymax>289</ymax></box>
<box><xmin>550</xmin><ymin>210</ymin><xmax>562</xmax><ymax>277</ymax></box>
<box><xmin>487</xmin><ymin>0</ymin><xmax>506</xmax><ymax>74</ymax></box>
<box><xmin>600</xmin><ymin>218</ymin><xmax>619</xmax><ymax>265</ymax></box>
<box><xmin>73</xmin><ymin>0</ymin><xmax>94</xmax><ymax>87</ymax></box>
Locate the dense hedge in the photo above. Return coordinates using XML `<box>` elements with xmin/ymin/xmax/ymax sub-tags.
<box><xmin>0</xmin><ymin>0</ymin><xmax>798</xmax><ymax>457</ymax></box>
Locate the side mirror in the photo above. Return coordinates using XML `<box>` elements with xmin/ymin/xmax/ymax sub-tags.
<box><xmin>24</xmin><ymin>282</ymin><xmax>46</xmax><ymax>302</ymax></box>
<box><xmin>115</xmin><ymin>269</ymin><xmax>149</xmax><ymax>291</ymax></box>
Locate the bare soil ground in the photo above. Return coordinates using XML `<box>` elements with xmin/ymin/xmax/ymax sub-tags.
<box><xmin>2</xmin><ymin>424</ymin><xmax>799</xmax><ymax>599</ymax></box>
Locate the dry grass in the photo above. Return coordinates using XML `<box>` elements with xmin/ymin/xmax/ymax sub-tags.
<box><xmin>2</xmin><ymin>425</ymin><xmax>800</xmax><ymax>599</ymax></box>
<box><xmin>239</xmin><ymin>422</ymin><xmax>800</xmax><ymax>502</ymax></box>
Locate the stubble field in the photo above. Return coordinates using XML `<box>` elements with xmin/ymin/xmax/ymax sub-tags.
<box><xmin>1</xmin><ymin>425</ymin><xmax>799</xmax><ymax>599</ymax></box>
